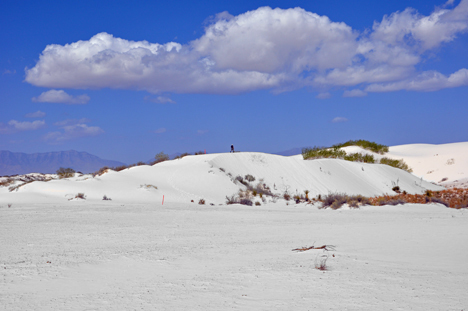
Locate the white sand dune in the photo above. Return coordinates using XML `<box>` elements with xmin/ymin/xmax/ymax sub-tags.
<box><xmin>1</xmin><ymin>152</ymin><xmax>442</xmax><ymax>205</ymax></box>
<box><xmin>1</xmin><ymin>144</ymin><xmax>467</xmax><ymax>310</ymax></box>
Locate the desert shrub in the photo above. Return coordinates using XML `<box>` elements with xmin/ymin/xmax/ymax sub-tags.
<box><xmin>321</xmin><ymin>193</ymin><xmax>348</xmax><ymax>209</ymax></box>
<box><xmin>252</xmin><ymin>180</ymin><xmax>273</xmax><ymax>197</ymax></box>
<box><xmin>332</xmin><ymin>140</ymin><xmax>389</xmax><ymax>154</ymax></box>
<box><xmin>56</xmin><ymin>167</ymin><xmax>75</xmax><ymax>179</ymax></box>
<box><xmin>344</xmin><ymin>153</ymin><xmax>376</xmax><ymax>163</ymax></box>
<box><xmin>198</xmin><ymin>199</ymin><xmax>205</xmax><ymax>205</ymax></box>
<box><xmin>0</xmin><ymin>178</ymin><xmax>14</xmax><ymax>187</ymax></box>
<box><xmin>392</xmin><ymin>186</ymin><xmax>400</xmax><ymax>193</ymax></box>
<box><xmin>226</xmin><ymin>195</ymin><xmax>239</xmax><ymax>205</ymax></box>
<box><xmin>377</xmin><ymin>198</ymin><xmax>406</xmax><ymax>206</ymax></box>
<box><xmin>314</xmin><ymin>254</ymin><xmax>328</xmax><ymax>271</ymax></box>
<box><xmin>235</xmin><ymin>175</ymin><xmax>248</xmax><ymax>186</ymax></box>
<box><xmin>252</xmin><ymin>190</ymin><xmax>257</xmax><ymax>196</ymax></box>
<box><xmin>240</xmin><ymin>198</ymin><xmax>253</xmax><ymax>206</ymax></box>
<box><xmin>245</xmin><ymin>174</ymin><xmax>256</xmax><ymax>182</ymax></box>
<box><xmin>93</xmin><ymin>166</ymin><xmax>110</xmax><ymax>176</ymax></box>
<box><xmin>302</xmin><ymin>146</ymin><xmax>346</xmax><ymax>160</ymax></box>
<box><xmin>194</xmin><ymin>151</ymin><xmax>205</xmax><ymax>155</ymax></box>
<box><xmin>425</xmin><ymin>190</ymin><xmax>433</xmax><ymax>197</ymax></box>
<box><xmin>75</xmin><ymin>193</ymin><xmax>86</xmax><ymax>199</ymax></box>
<box><xmin>114</xmin><ymin>165</ymin><xmax>128</xmax><ymax>172</ymax></box>
<box><xmin>255</xmin><ymin>201</ymin><xmax>261</xmax><ymax>206</ymax></box>
<box><xmin>379</xmin><ymin>157</ymin><xmax>412</xmax><ymax>172</ymax></box>
<box><xmin>283</xmin><ymin>192</ymin><xmax>291</xmax><ymax>201</ymax></box>
<box><xmin>219</xmin><ymin>168</ymin><xmax>225</xmax><ymax>172</ymax></box>
<box><xmin>103</xmin><ymin>195</ymin><xmax>112</xmax><ymax>201</ymax></box>
<box><xmin>136</xmin><ymin>161</ymin><xmax>146</xmax><ymax>166</ymax></box>
<box><xmin>174</xmin><ymin>153</ymin><xmax>191</xmax><ymax>160</ymax></box>
<box><xmin>321</xmin><ymin>193</ymin><xmax>371</xmax><ymax>209</ymax></box>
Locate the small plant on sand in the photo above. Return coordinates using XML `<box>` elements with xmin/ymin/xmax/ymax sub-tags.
<box><xmin>75</xmin><ymin>193</ymin><xmax>86</xmax><ymax>200</ymax></box>
<box><xmin>240</xmin><ymin>198</ymin><xmax>253</xmax><ymax>206</ymax></box>
<box><xmin>314</xmin><ymin>254</ymin><xmax>329</xmax><ymax>271</ymax></box>
<box><xmin>198</xmin><ymin>199</ymin><xmax>205</xmax><ymax>205</ymax></box>
<box><xmin>245</xmin><ymin>174</ymin><xmax>256</xmax><ymax>182</ymax></box>
<box><xmin>283</xmin><ymin>192</ymin><xmax>291</xmax><ymax>201</ymax></box>
<box><xmin>392</xmin><ymin>186</ymin><xmax>401</xmax><ymax>193</ymax></box>
<box><xmin>57</xmin><ymin>167</ymin><xmax>75</xmax><ymax>179</ymax></box>
<box><xmin>103</xmin><ymin>195</ymin><xmax>112</xmax><ymax>201</ymax></box>
<box><xmin>225</xmin><ymin>195</ymin><xmax>239</xmax><ymax>205</ymax></box>
<box><xmin>8</xmin><ymin>204</ymin><xmax>12</xmax><ymax>208</ymax></box>
<box><xmin>255</xmin><ymin>201</ymin><xmax>261</xmax><ymax>206</ymax></box>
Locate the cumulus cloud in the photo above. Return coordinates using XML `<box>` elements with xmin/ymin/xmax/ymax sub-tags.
<box><xmin>8</xmin><ymin>120</ymin><xmax>46</xmax><ymax>131</ymax></box>
<box><xmin>332</xmin><ymin>117</ymin><xmax>348</xmax><ymax>123</ymax></box>
<box><xmin>43</xmin><ymin>118</ymin><xmax>103</xmax><ymax>143</ymax></box>
<box><xmin>25</xmin><ymin>1</ymin><xmax>468</xmax><ymax>95</ymax></box>
<box><xmin>32</xmin><ymin>90</ymin><xmax>90</xmax><ymax>104</ymax></box>
<box><xmin>343</xmin><ymin>89</ymin><xmax>367</xmax><ymax>97</ymax></box>
<box><xmin>25</xmin><ymin>110</ymin><xmax>46</xmax><ymax>118</ymax></box>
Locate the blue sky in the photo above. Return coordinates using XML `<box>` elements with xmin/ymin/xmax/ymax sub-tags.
<box><xmin>1</xmin><ymin>0</ymin><xmax>468</xmax><ymax>164</ymax></box>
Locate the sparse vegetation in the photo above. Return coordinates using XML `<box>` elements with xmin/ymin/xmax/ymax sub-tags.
<box><xmin>56</xmin><ymin>167</ymin><xmax>75</xmax><ymax>179</ymax></box>
<box><xmin>302</xmin><ymin>146</ymin><xmax>346</xmax><ymax>160</ymax></box>
<box><xmin>153</xmin><ymin>152</ymin><xmax>169</xmax><ymax>164</ymax></box>
<box><xmin>245</xmin><ymin>174</ymin><xmax>256</xmax><ymax>182</ymax></box>
<box><xmin>240</xmin><ymin>198</ymin><xmax>253</xmax><ymax>206</ymax></box>
<box><xmin>314</xmin><ymin>254</ymin><xmax>329</xmax><ymax>271</ymax></box>
<box><xmin>332</xmin><ymin>140</ymin><xmax>389</xmax><ymax>154</ymax></box>
<box><xmin>0</xmin><ymin>178</ymin><xmax>14</xmax><ymax>187</ymax></box>
<box><xmin>75</xmin><ymin>193</ymin><xmax>86</xmax><ymax>200</ymax></box>
<box><xmin>198</xmin><ymin>199</ymin><xmax>205</xmax><ymax>205</ymax></box>
<box><xmin>380</xmin><ymin>157</ymin><xmax>413</xmax><ymax>172</ymax></box>
<box><xmin>103</xmin><ymin>195</ymin><xmax>112</xmax><ymax>200</ymax></box>
<box><xmin>302</xmin><ymin>141</ymin><xmax>412</xmax><ymax>172</ymax></box>
<box><xmin>320</xmin><ymin>193</ymin><xmax>370</xmax><ymax>209</ymax></box>
<box><xmin>93</xmin><ymin>166</ymin><xmax>110</xmax><ymax>176</ymax></box>
<box><xmin>255</xmin><ymin>201</ymin><xmax>261</xmax><ymax>206</ymax></box>
<box><xmin>344</xmin><ymin>152</ymin><xmax>375</xmax><ymax>163</ymax></box>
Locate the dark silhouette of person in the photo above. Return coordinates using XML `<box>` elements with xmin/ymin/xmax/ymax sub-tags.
<box><xmin>230</xmin><ymin>144</ymin><xmax>235</xmax><ymax>153</ymax></box>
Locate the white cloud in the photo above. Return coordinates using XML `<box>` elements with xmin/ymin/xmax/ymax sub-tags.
<box><xmin>332</xmin><ymin>117</ymin><xmax>348</xmax><ymax>123</ymax></box>
<box><xmin>54</xmin><ymin>118</ymin><xmax>91</xmax><ymax>127</ymax></box>
<box><xmin>24</xmin><ymin>1</ymin><xmax>468</xmax><ymax>95</ymax></box>
<box><xmin>144</xmin><ymin>96</ymin><xmax>176</xmax><ymax>104</ymax></box>
<box><xmin>343</xmin><ymin>89</ymin><xmax>367</xmax><ymax>97</ymax></box>
<box><xmin>25</xmin><ymin>110</ymin><xmax>46</xmax><ymax>118</ymax></box>
<box><xmin>32</xmin><ymin>90</ymin><xmax>90</xmax><ymax>104</ymax></box>
<box><xmin>365</xmin><ymin>68</ymin><xmax>468</xmax><ymax>92</ymax></box>
<box><xmin>43</xmin><ymin>119</ymin><xmax>103</xmax><ymax>143</ymax></box>
<box><xmin>7</xmin><ymin>120</ymin><xmax>46</xmax><ymax>131</ymax></box>
<box><xmin>316</xmin><ymin>92</ymin><xmax>331</xmax><ymax>99</ymax></box>
<box><xmin>154</xmin><ymin>128</ymin><xmax>166</xmax><ymax>134</ymax></box>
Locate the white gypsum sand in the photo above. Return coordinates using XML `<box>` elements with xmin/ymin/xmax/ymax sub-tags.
<box><xmin>0</xmin><ymin>202</ymin><xmax>467</xmax><ymax>310</ymax></box>
<box><xmin>0</xmin><ymin>146</ymin><xmax>467</xmax><ymax>310</ymax></box>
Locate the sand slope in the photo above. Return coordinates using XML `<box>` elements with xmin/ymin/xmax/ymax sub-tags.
<box><xmin>0</xmin><ymin>152</ymin><xmax>442</xmax><ymax>204</ymax></box>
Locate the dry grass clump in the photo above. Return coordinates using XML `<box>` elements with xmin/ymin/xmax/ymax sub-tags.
<box><xmin>369</xmin><ymin>188</ymin><xmax>468</xmax><ymax>209</ymax></box>
<box><xmin>0</xmin><ymin>178</ymin><xmax>14</xmax><ymax>187</ymax></box>
<box><xmin>319</xmin><ymin>193</ymin><xmax>370</xmax><ymax>209</ymax></box>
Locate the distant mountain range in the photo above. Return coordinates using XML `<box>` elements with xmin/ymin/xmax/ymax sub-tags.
<box><xmin>0</xmin><ymin>150</ymin><xmax>125</xmax><ymax>176</ymax></box>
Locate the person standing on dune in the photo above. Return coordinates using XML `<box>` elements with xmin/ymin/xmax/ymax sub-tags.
<box><xmin>230</xmin><ymin>144</ymin><xmax>235</xmax><ymax>153</ymax></box>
